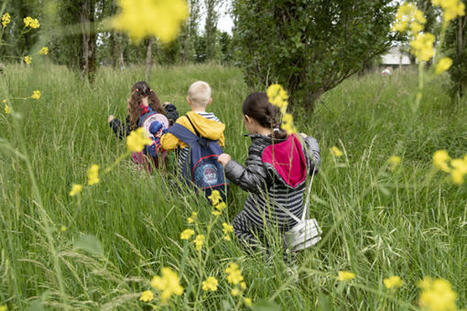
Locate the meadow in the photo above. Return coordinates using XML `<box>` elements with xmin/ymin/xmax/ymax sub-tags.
<box><xmin>0</xmin><ymin>63</ymin><xmax>465</xmax><ymax>310</ymax></box>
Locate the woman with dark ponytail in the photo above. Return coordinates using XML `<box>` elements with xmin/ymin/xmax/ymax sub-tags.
<box><xmin>217</xmin><ymin>92</ymin><xmax>320</xmax><ymax>257</ymax></box>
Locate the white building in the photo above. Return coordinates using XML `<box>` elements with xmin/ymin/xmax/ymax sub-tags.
<box><xmin>381</xmin><ymin>47</ymin><xmax>411</xmax><ymax>68</ymax></box>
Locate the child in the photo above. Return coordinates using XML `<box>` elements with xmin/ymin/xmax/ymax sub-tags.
<box><xmin>108</xmin><ymin>81</ymin><xmax>170</xmax><ymax>170</ymax></box>
<box><xmin>159</xmin><ymin>81</ymin><xmax>226</xmax><ymax>195</ymax></box>
<box><xmin>217</xmin><ymin>92</ymin><xmax>320</xmax><ymax>254</ymax></box>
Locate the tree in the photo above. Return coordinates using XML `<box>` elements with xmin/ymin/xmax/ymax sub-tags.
<box><xmin>204</xmin><ymin>0</ymin><xmax>219</xmax><ymax>61</ymax></box>
<box><xmin>233</xmin><ymin>0</ymin><xmax>397</xmax><ymax>110</ymax></box>
<box><xmin>444</xmin><ymin>16</ymin><xmax>466</xmax><ymax>100</ymax></box>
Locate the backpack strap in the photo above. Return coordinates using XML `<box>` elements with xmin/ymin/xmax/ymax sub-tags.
<box><xmin>185</xmin><ymin>114</ymin><xmax>201</xmax><ymax>137</ymax></box>
<box><xmin>167</xmin><ymin>123</ymin><xmax>199</xmax><ymax>146</ymax></box>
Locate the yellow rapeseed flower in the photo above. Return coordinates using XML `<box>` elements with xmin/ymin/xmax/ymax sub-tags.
<box><xmin>215</xmin><ymin>202</ymin><xmax>226</xmax><ymax>211</ymax></box>
<box><xmin>208</xmin><ymin>190</ymin><xmax>222</xmax><ymax>206</ymax></box>
<box><xmin>31</xmin><ymin>90</ymin><xmax>41</xmax><ymax>100</ymax></box>
<box><xmin>435</xmin><ymin>57</ymin><xmax>453</xmax><ymax>75</ymax></box>
<box><xmin>112</xmin><ymin>0</ymin><xmax>188</xmax><ymax>43</ymax></box>
<box><xmin>24</xmin><ymin>56</ymin><xmax>32</xmax><ymax>65</ymax></box>
<box><xmin>222</xmin><ymin>223</ymin><xmax>234</xmax><ymax>235</ymax></box>
<box><xmin>69</xmin><ymin>184</ymin><xmax>83</xmax><ymax>196</ymax></box>
<box><xmin>4</xmin><ymin>104</ymin><xmax>11</xmax><ymax>114</ymax></box>
<box><xmin>127</xmin><ymin>127</ymin><xmax>152</xmax><ymax>152</ymax></box>
<box><xmin>391</xmin><ymin>3</ymin><xmax>426</xmax><ymax>35</ymax></box>
<box><xmin>450</xmin><ymin>157</ymin><xmax>467</xmax><ymax>185</ymax></box>
<box><xmin>244</xmin><ymin>298</ymin><xmax>252</xmax><ymax>306</ymax></box>
<box><xmin>231</xmin><ymin>288</ymin><xmax>240</xmax><ymax>296</ymax></box>
<box><xmin>433</xmin><ymin>150</ymin><xmax>451</xmax><ymax>172</ymax></box>
<box><xmin>150</xmin><ymin>267</ymin><xmax>184</xmax><ymax>303</ymax></box>
<box><xmin>282</xmin><ymin>113</ymin><xmax>296</xmax><ymax>134</ymax></box>
<box><xmin>1</xmin><ymin>13</ymin><xmax>11</xmax><ymax>28</ymax></box>
<box><xmin>0</xmin><ymin>305</ymin><xmax>7</xmax><ymax>311</ymax></box>
<box><xmin>139</xmin><ymin>290</ymin><xmax>154</xmax><ymax>302</ymax></box>
<box><xmin>23</xmin><ymin>17</ymin><xmax>40</xmax><ymax>29</ymax></box>
<box><xmin>187</xmin><ymin>211</ymin><xmax>197</xmax><ymax>224</ymax></box>
<box><xmin>337</xmin><ymin>271</ymin><xmax>355</xmax><ymax>281</ymax></box>
<box><xmin>410</xmin><ymin>33</ymin><xmax>435</xmax><ymax>62</ymax></box>
<box><xmin>225</xmin><ymin>262</ymin><xmax>244</xmax><ymax>285</ymax></box>
<box><xmin>87</xmin><ymin>164</ymin><xmax>99</xmax><ymax>185</ymax></box>
<box><xmin>384</xmin><ymin>276</ymin><xmax>404</xmax><ymax>289</ymax></box>
<box><xmin>39</xmin><ymin>47</ymin><xmax>49</xmax><ymax>55</ymax></box>
<box><xmin>240</xmin><ymin>281</ymin><xmax>247</xmax><ymax>290</ymax></box>
<box><xmin>266</xmin><ymin>84</ymin><xmax>288</xmax><ymax>109</ymax></box>
<box><xmin>432</xmin><ymin>0</ymin><xmax>465</xmax><ymax>22</ymax></box>
<box><xmin>212</xmin><ymin>210</ymin><xmax>221</xmax><ymax>216</ymax></box>
<box><xmin>202</xmin><ymin>276</ymin><xmax>218</xmax><ymax>292</ymax></box>
<box><xmin>330</xmin><ymin>146</ymin><xmax>343</xmax><ymax>157</ymax></box>
<box><xmin>180</xmin><ymin>228</ymin><xmax>195</xmax><ymax>240</ymax></box>
<box><xmin>418</xmin><ymin>277</ymin><xmax>457</xmax><ymax>311</ymax></box>
<box><xmin>194</xmin><ymin>234</ymin><xmax>204</xmax><ymax>250</ymax></box>
<box><xmin>388</xmin><ymin>155</ymin><xmax>401</xmax><ymax>171</ymax></box>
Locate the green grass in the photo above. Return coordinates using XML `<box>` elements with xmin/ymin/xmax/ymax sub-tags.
<box><xmin>0</xmin><ymin>63</ymin><xmax>466</xmax><ymax>310</ymax></box>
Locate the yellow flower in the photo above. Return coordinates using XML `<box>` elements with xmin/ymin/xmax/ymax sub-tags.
<box><xmin>208</xmin><ymin>190</ymin><xmax>222</xmax><ymax>206</ymax></box>
<box><xmin>384</xmin><ymin>276</ymin><xmax>404</xmax><ymax>289</ymax></box>
<box><xmin>244</xmin><ymin>298</ymin><xmax>252</xmax><ymax>306</ymax></box>
<box><xmin>24</xmin><ymin>56</ymin><xmax>32</xmax><ymax>65</ymax></box>
<box><xmin>418</xmin><ymin>277</ymin><xmax>457</xmax><ymax>311</ymax></box>
<box><xmin>215</xmin><ymin>202</ymin><xmax>227</xmax><ymax>211</ymax></box>
<box><xmin>2</xmin><ymin>99</ymin><xmax>6</xmax><ymax>104</ymax></box>
<box><xmin>39</xmin><ymin>47</ymin><xmax>49</xmax><ymax>55</ymax></box>
<box><xmin>87</xmin><ymin>164</ymin><xmax>99</xmax><ymax>185</ymax></box>
<box><xmin>231</xmin><ymin>288</ymin><xmax>240</xmax><ymax>296</ymax></box>
<box><xmin>222</xmin><ymin>223</ymin><xmax>233</xmax><ymax>235</ymax></box>
<box><xmin>69</xmin><ymin>184</ymin><xmax>83</xmax><ymax>196</ymax></box>
<box><xmin>337</xmin><ymin>271</ymin><xmax>355</xmax><ymax>281</ymax></box>
<box><xmin>194</xmin><ymin>234</ymin><xmax>204</xmax><ymax>250</ymax></box>
<box><xmin>0</xmin><ymin>305</ymin><xmax>7</xmax><ymax>311</ymax></box>
<box><xmin>450</xmin><ymin>157</ymin><xmax>467</xmax><ymax>185</ymax></box>
<box><xmin>139</xmin><ymin>290</ymin><xmax>154</xmax><ymax>302</ymax></box>
<box><xmin>112</xmin><ymin>0</ymin><xmax>188</xmax><ymax>43</ymax></box>
<box><xmin>180</xmin><ymin>229</ymin><xmax>195</xmax><ymax>240</ymax></box>
<box><xmin>31</xmin><ymin>90</ymin><xmax>41</xmax><ymax>100</ymax></box>
<box><xmin>187</xmin><ymin>211</ymin><xmax>197</xmax><ymax>224</ymax></box>
<box><xmin>4</xmin><ymin>104</ymin><xmax>11</xmax><ymax>114</ymax></box>
<box><xmin>23</xmin><ymin>17</ymin><xmax>40</xmax><ymax>29</ymax></box>
<box><xmin>432</xmin><ymin>0</ymin><xmax>465</xmax><ymax>22</ymax></box>
<box><xmin>435</xmin><ymin>57</ymin><xmax>453</xmax><ymax>74</ymax></box>
<box><xmin>225</xmin><ymin>262</ymin><xmax>244</xmax><ymax>285</ymax></box>
<box><xmin>410</xmin><ymin>33</ymin><xmax>435</xmax><ymax>62</ymax></box>
<box><xmin>388</xmin><ymin>155</ymin><xmax>401</xmax><ymax>171</ymax></box>
<box><xmin>391</xmin><ymin>3</ymin><xmax>426</xmax><ymax>35</ymax></box>
<box><xmin>330</xmin><ymin>146</ymin><xmax>343</xmax><ymax>157</ymax></box>
<box><xmin>212</xmin><ymin>210</ymin><xmax>221</xmax><ymax>216</ymax></box>
<box><xmin>240</xmin><ymin>281</ymin><xmax>247</xmax><ymax>290</ymax></box>
<box><xmin>202</xmin><ymin>276</ymin><xmax>218</xmax><ymax>291</ymax></box>
<box><xmin>266</xmin><ymin>84</ymin><xmax>288</xmax><ymax>109</ymax></box>
<box><xmin>433</xmin><ymin>150</ymin><xmax>451</xmax><ymax>172</ymax></box>
<box><xmin>150</xmin><ymin>267</ymin><xmax>184</xmax><ymax>303</ymax></box>
<box><xmin>282</xmin><ymin>113</ymin><xmax>296</xmax><ymax>134</ymax></box>
<box><xmin>127</xmin><ymin>127</ymin><xmax>152</xmax><ymax>152</ymax></box>
<box><xmin>1</xmin><ymin>13</ymin><xmax>11</xmax><ymax>28</ymax></box>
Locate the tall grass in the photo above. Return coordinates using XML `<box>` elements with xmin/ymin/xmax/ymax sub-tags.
<box><xmin>0</xmin><ymin>63</ymin><xmax>465</xmax><ymax>310</ymax></box>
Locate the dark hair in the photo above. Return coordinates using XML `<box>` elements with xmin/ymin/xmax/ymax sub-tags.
<box><xmin>128</xmin><ymin>81</ymin><xmax>166</xmax><ymax>130</ymax></box>
<box><xmin>242</xmin><ymin>92</ymin><xmax>288</xmax><ymax>139</ymax></box>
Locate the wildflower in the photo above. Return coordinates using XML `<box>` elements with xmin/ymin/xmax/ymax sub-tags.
<box><xmin>31</xmin><ymin>90</ymin><xmax>41</xmax><ymax>100</ymax></box>
<box><xmin>208</xmin><ymin>190</ymin><xmax>222</xmax><ymax>206</ymax></box>
<box><xmin>2</xmin><ymin>99</ymin><xmax>6</xmax><ymax>103</ymax></box>
<box><xmin>180</xmin><ymin>229</ymin><xmax>195</xmax><ymax>240</ymax></box>
<box><xmin>418</xmin><ymin>277</ymin><xmax>457</xmax><ymax>311</ymax></box>
<box><xmin>112</xmin><ymin>0</ymin><xmax>188</xmax><ymax>43</ymax></box>
<box><xmin>0</xmin><ymin>305</ymin><xmax>7</xmax><ymax>311</ymax></box>
<box><xmin>391</xmin><ymin>3</ymin><xmax>425</xmax><ymax>35</ymax></box>
<box><xmin>215</xmin><ymin>202</ymin><xmax>227</xmax><ymax>211</ymax></box>
<box><xmin>231</xmin><ymin>288</ymin><xmax>240</xmax><ymax>296</ymax></box>
<box><xmin>139</xmin><ymin>290</ymin><xmax>154</xmax><ymax>302</ymax></box>
<box><xmin>388</xmin><ymin>155</ymin><xmax>401</xmax><ymax>171</ymax></box>
<box><xmin>212</xmin><ymin>210</ymin><xmax>221</xmax><ymax>216</ymax></box>
<box><xmin>1</xmin><ymin>13</ymin><xmax>10</xmax><ymax>28</ymax></box>
<box><xmin>23</xmin><ymin>17</ymin><xmax>40</xmax><ymax>29</ymax></box>
<box><xmin>69</xmin><ymin>184</ymin><xmax>83</xmax><ymax>196</ymax></box>
<box><xmin>24</xmin><ymin>56</ymin><xmax>32</xmax><ymax>65</ymax></box>
<box><xmin>240</xmin><ymin>281</ymin><xmax>247</xmax><ymax>290</ymax></box>
<box><xmin>202</xmin><ymin>276</ymin><xmax>218</xmax><ymax>292</ymax></box>
<box><xmin>4</xmin><ymin>104</ymin><xmax>11</xmax><ymax>114</ymax></box>
<box><xmin>410</xmin><ymin>33</ymin><xmax>435</xmax><ymax>62</ymax></box>
<box><xmin>127</xmin><ymin>127</ymin><xmax>152</xmax><ymax>152</ymax></box>
<box><xmin>225</xmin><ymin>262</ymin><xmax>244</xmax><ymax>285</ymax></box>
<box><xmin>222</xmin><ymin>223</ymin><xmax>233</xmax><ymax>235</ymax></box>
<box><xmin>194</xmin><ymin>234</ymin><xmax>204</xmax><ymax>250</ymax></box>
<box><xmin>150</xmin><ymin>267</ymin><xmax>184</xmax><ymax>303</ymax></box>
<box><xmin>330</xmin><ymin>146</ymin><xmax>343</xmax><ymax>157</ymax></box>
<box><xmin>267</xmin><ymin>84</ymin><xmax>288</xmax><ymax>110</ymax></box>
<box><xmin>337</xmin><ymin>271</ymin><xmax>355</xmax><ymax>281</ymax></box>
<box><xmin>433</xmin><ymin>150</ymin><xmax>451</xmax><ymax>172</ymax></box>
<box><xmin>244</xmin><ymin>298</ymin><xmax>252</xmax><ymax>306</ymax></box>
<box><xmin>87</xmin><ymin>164</ymin><xmax>99</xmax><ymax>185</ymax></box>
<box><xmin>60</xmin><ymin>225</ymin><xmax>67</xmax><ymax>232</ymax></box>
<box><xmin>432</xmin><ymin>0</ymin><xmax>465</xmax><ymax>23</ymax></box>
<box><xmin>450</xmin><ymin>157</ymin><xmax>467</xmax><ymax>185</ymax></box>
<box><xmin>187</xmin><ymin>211</ymin><xmax>197</xmax><ymax>224</ymax></box>
<box><xmin>435</xmin><ymin>57</ymin><xmax>453</xmax><ymax>75</ymax></box>
<box><xmin>384</xmin><ymin>276</ymin><xmax>404</xmax><ymax>289</ymax></box>
<box><xmin>282</xmin><ymin>113</ymin><xmax>296</xmax><ymax>134</ymax></box>
<box><xmin>39</xmin><ymin>47</ymin><xmax>49</xmax><ymax>55</ymax></box>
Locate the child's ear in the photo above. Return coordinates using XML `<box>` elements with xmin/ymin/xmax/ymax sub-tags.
<box><xmin>244</xmin><ymin>115</ymin><xmax>251</xmax><ymax>123</ymax></box>
<box><xmin>186</xmin><ymin>96</ymin><xmax>192</xmax><ymax>106</ymax></box>
<box><xmin>207</xmin><ymin>97</ymin><xmax>212</xmax><ymax>106</ymax></box>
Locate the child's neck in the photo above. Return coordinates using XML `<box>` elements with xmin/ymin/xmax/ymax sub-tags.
<box><xmin>256</xmin><ymin>127</ymin><xmax>272</xmax><ymax>136</ymax></box>
<box><xmin>191</xmin><ymin>107</ymin><xmax>207</xmax><ymax>113</ymax></box>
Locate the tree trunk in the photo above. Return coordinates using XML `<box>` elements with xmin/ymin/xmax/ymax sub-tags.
<box><xmin>80</xmin><ymin>0</ymin><xmax>97</xmax><ymax>81</ymax></box>
<box><xmin>145</xmin><ymin>38</ymin><xmax>154</xmax><ymax>80</ymax></box>
<box><xmin>303</xmin><ymin>88</ymin><xmax>324</xmax><ymax>113</ymax></box>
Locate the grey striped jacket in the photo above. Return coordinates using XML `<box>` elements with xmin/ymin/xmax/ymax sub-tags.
<box><xmin>225</xmin><ymin>134</ymin><xmax>320</xmax><ymax>230</ymax></box>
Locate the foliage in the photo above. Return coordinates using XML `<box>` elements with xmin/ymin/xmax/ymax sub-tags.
<box><xmin>443</xmin><ymin>15</ymin><xmax>466</xmax><ymax>99</ymax></box>
<box><xmin>232</xmin><ymin>0</ymin><xmax>397</xmax><ymax>110</ymax></box>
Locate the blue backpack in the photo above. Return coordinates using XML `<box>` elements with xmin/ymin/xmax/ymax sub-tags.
<box><xmin>167</xmin><ymin>115</ymin><xmax>228</xmax><ymax>200</ymax></box>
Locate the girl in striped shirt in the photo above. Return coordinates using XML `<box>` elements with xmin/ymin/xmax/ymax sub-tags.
<box><xmin>217</xmin><ymin>92</ymin><xmax>320</xmax><ymax>255</ymax></box>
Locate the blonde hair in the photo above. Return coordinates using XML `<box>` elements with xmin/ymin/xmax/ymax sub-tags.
<box><xmin>188</xmin><ymin>81</ymin><xmax>211</xmax><ymax>107</ymax></box>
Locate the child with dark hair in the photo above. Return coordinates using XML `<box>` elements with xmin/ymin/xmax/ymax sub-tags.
<box><xmin>217</xmin><ymin>92</ymin><xmax>320</xmax><ymax>254</ymax></box>
<box><xmin>108</xmin><ymin>81</ymin><xmax>175</xmax><ymax>170</ymax></box>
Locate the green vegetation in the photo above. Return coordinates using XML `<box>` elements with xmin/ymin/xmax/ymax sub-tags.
<box><xmin>0</xmin><ymin>64</ymin><xmax>465</xmax><ymax>310</ymax></box>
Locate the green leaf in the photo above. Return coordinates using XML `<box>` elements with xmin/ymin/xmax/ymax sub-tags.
<box><xmin>73</xmin><ymin>234</ymin><xmax>104</xmax><ymax>257</ymax></box>
<box><xmin>251</xmin><ymin>300</ymin><xmax>281</xmax><ymax>311</ymax></box>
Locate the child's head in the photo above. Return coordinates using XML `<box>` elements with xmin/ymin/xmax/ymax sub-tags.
<box><xmin>128</xmin><ymin>81</ymin><xmax>165</xmax><ymax>130</ymax></box>
<box><xmin>242</xmin><ymin>92</ymin><xmax>287</xmax><ymax>139</ymax></box>
<box><xmin>187</xmin><ymin>81</ymin><xmax>212</xmax><ymax>109</ymax></box>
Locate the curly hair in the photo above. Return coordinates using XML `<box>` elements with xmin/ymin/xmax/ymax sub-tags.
<box><xmin>128</xmin><ymin>81</ymin><xmax>166</xmax><ymax>130</ymax></box>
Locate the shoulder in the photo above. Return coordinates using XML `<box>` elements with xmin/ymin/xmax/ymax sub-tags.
<box><xmin>197</xmin><ymin>111</ymin><xmax>221</xmax><ymax>123</ymax></box>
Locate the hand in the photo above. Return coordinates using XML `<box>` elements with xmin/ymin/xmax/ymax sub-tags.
<box><xmin>300</xmin><ymin>132</ymin><xmax>307</xmax><ymax>138</ymax></box>
<box><xmin>218</xmin><ymin>153</ymin><xmax>231</xmax><ymax>167</ymax></box>
<box><xmin>108</xmin><ymin>115</ymin><xmax>115</xmax><ymax>123</ymax></box>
